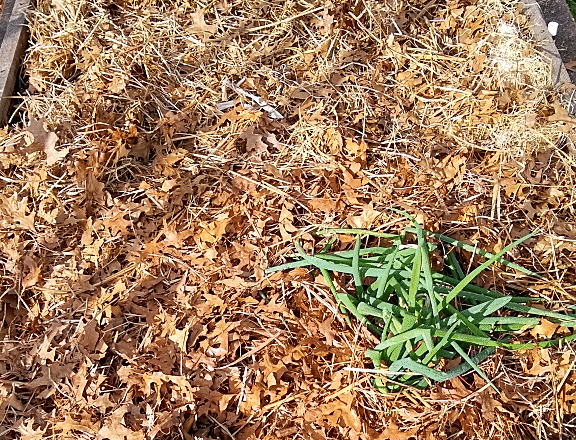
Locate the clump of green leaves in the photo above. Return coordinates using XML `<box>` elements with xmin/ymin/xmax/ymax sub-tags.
<box><xmin>567</xmin><ymin>0</ymin><xmax>576</xmax><ymax>21</ymax></box>
<box><xmin>267</xmin><ymin>212</ymin><xmax>576</xmax><ymax>393</ymax></box>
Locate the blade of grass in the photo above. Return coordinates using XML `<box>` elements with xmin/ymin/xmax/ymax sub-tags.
<box><xmin>447</xmin><ymin>249</ymin><xmax>466</xmax><ymax>280</ymax></box>
<box><xmin>441</xmin><ymin>230</ymin><xmax>539</xmax><ymax>308</ymax></box>
<box><xmin>319</xmin><ymin>236</ymin><xmax>337</xmax><ymax>254</ymax></box>
<box><xmin>407</xmin><ymin>211</ymin><xmax>440</xmax><ymax>324</ymax></box>
<box><xmin>293</xmin><ymin>240</ymin><xmax>417</xmax><ymax>279</ymax></box>
<box><xmin>352</xmin><ymin>235</ymin><xmax>365</xmax><ymax>297</ymax></box>
<box><xmin>451</xmin><ymin>341</ymin><xmax>499</xmax><ymax>393</ymax></box>
<box><xmin>407</xmin><ymin>228</ymin><xmax>542</xmax><ymax>278</ymax></box>
<box><xmin>385</xmin><ymin>345</ymin><xmax>495</xmax><ymax>383</ymax></box>
<box><xmin>434</xmin><ymin>281</ymin><xmax>546</xmax><ymax>303</ymax></box>
<box><xmin>375</xmin><ymin>327</ymin><xmax>576</xmax><ymax>351</ymax></box>
<box><xmin>408</xmin><ymin>246</ymin><xmax>422</xmax><ymax>310</ymax></box>
<box><xmin>316</xmin><ymin>228</ymin><xmax>399</xmax><ymax>239</ymax></box>
<box><xmin>265</xmin><ymin>258</ymin><xmax>308</xmax><ymax>273</ymax></box>
<box><xmin>422</xmin><ymin>321</ymin><xmax>459</xmax><ymax>365</ymax></box>
<box><xmin>319</xmin><ymin>267</ymin><xmax>352</xmax><ymax>327</ymax></box>
<box><xmin>377</xmin><ymin>238</ymin><xmax>402</xmax><ymax>300</ymax></box>
<box><xmin>361</xmin><ymin>297</ymin><xmax>416</xmax><ymax>319</ymax></box>
<box><xmin>318</xmin><ymin>267</ymin><xmax>382</xmax><ymax>336</ymax></box>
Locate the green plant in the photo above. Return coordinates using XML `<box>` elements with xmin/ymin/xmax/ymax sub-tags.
<box><xmin>266</xmin><ymin>212</ymin><xmax>576</xmax><ymax>393</ymax></box>
<box><xmin>568</xmin><ymin>0</ymin><xmax>576</xmax><ymax>21</ymax></box>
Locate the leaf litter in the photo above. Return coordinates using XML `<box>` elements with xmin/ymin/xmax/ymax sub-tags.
<box><xmin>1</xmin><ymin>0</ymin><xmax>576</xmax><ymax>439</ymax></box>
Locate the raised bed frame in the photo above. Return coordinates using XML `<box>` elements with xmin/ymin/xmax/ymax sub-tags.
<box><xmin>0</xmin><ymin>0</ymin><xmax>29</xmax><ymax>125</ymax></box>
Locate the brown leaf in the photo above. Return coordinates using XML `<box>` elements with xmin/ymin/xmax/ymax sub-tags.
<box><xmin>345</xmin><ymin>138</ymin><xmax>367</xmax><ymax>162</ymax></box>
<box><xmin>189</xmin><ymin>7</ymin><xmax>217</xmax><ymax>40</ymax></box>
<box><xmin>477</xmin><ymin>388</ymin><xmax>503</xmax><ymax>422</ymax></box>
<box><xmin>22</xmin><ymin>265</ymin><xmax>42</xmax><ymax>289</ymax></box>
<box><xmin>81</xmin><ymin>320</ymin><xmax>101</xmax><ymax>352</ymax></box>
<box><xmin>0</xmin><ymin>193</ymin><xmax>36</xmax><ymax>231</ymax></box>
<box><xmin>347</xmin><ymin>202</ymin><xmax>381</xmax><ymax>229</ymax></box>
<box><xmin>15</xmin><ymin>418</ymin><xmax>46</xmax><ymax>440</ymax></box>
<box><xmin>308</xmin><ymin>197</ymin><xmax>340</xmax><ymax>213</ymax></box>
<box><xmin>97</xmin><ymin>405</ymin><xmax>142</xmax><ymax>440</ymax></box>
<box><xmin>325</xmin><ymin>127</ymin><xmax>343</xmax><ymax>154</ymax></box>
<box><xmin>109</xmin><ymin>75</ymin><xmax>127</xmax><ymax>93</ymax></box>
<box><xmin>530</xmin><ymin>319</ymin><xmax>559</xmax><ymax>339</ymax></box>
<box><xmin>238</xmin><ymin>383</ymin><xmax>264</xmax><ymax>413</ymax></box>
<box><xmin>318</xmin><ymin>318</ymin><xmax>335</xmax><ymax>345</ymax></box>
<box><xmin>376</xmin><ymin>421</ymin><xmax>418</xmax><ymax>440</ymax></box>
<box><xmin>103</xmin><ymin>211</ymin><xmax>132</xmax><ymax>236</ymax></box>
<box><xmin>0</xmin><ymin>389</ymin><xmax>25</xmax><ymax>418</ymax></box>
<box><xmin>168</xmin><ymin>323</ymin><xmax>190</xmax><ymax>353</ymax></box>
<box><xmin>240</xmin><ymin>126</ymin><xmax>277</xmax><ymax>159</ymax></box>
<box><xmin>313</xmin><ymin>7</ymin><xmax>334</xmax><ymax>35</ymax></box>
<box><xmin>566</xmin><ymin>59</ymin><xmax>576</xmax><ymax>72</ymax></box>
<box><xmin>35</xmin><ymin>335</ymin><xmax>57</xmax><ymax>362</ymax></box>
<box><xmin>196</xmin><ymin>214</ymin><xmax>231</xmax><ymax>244</ymax></box>
<box><xmin>23</xmin><ymin>119</ymin><xmax>69</xmax><ymax>166</ymax></box>
<box><xmin>54</xmin><ymin>414</ymin><xmax>99</xmax><ymax>436</ymax></box>
<box><xmin>548</xmin><ymin>101</ymin><xmax>574</xmax><ymax>124</ymax></box>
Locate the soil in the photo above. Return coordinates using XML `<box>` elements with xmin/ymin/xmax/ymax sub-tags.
<box><xmin>537</xmin><ymin>0</ymin><xmax>576</xmax><ymax>83</ymax></box>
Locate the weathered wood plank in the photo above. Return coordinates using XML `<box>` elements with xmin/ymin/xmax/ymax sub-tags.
<box><xmin>0</xmin><ymin>0</ymin><xmax>30</xmax><ymax>125</ymax></box>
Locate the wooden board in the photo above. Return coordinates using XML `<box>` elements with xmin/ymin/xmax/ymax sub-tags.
<box><xmin>0</xmin><ymin>0</ymin><xmax>29</xmax><ymax>125</ymax></box>
<box><xmin>522</xmin><ymin>1</ymin><xmax>571</xmax><ymax>86</ymax></box>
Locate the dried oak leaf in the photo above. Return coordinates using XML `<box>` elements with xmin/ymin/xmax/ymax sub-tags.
<box><xmin>324</xmin><ymin>127</ymin><xmax>342</xmax><ymax>154</ymax></box>
<box><xmin>347</xmin><ymin>202</ymin><xmax>381</xmax><ymax>229</ymax></box>
<box><xmin>313</xmin><ymin>7</ymin><xmax>335</xmax><ymax>35</ymax></box>
<box><xmin>103</xmin><ymin>210</ymin><xmax>132</xmax><ymax>237</ymax></box>
<box><xmin>0</xmin><ymin>193</ymin><xmax>36</xmax><ymax>231</ymax></box>
<box><xmin>109</xmin><ymin>75</ymin><xmax>127</xmax><ymax>93</ymax></box>
<box><xmin>189</xmin><ymin>7</ymin><xmax>218</xmax><ymax>41</ymax></box>
<box><xmin>316</xmin><ymin>397</ymin><xmax>361</xmax><ymax>432</ymax></box>
<box><xmin>196</xmin><ymin>214</ymin><xmax>231</xmax><ymax>244</ymax></box>
<box><xmin>23</xmin><ymin>119</ymin><xmax>69</xmax><ymax>166</ymax></box>
<box><xmin>240</xmin><ymin>126</ymin><xmax>280</xmax><ymax>159</ymax></box>
<box><xmin>241</xmin><ymin>126</ymin><xmax>267</xmax><ymax>157</ymax></box>
<box><xmin>34</xmin><ymin>335</ymin><xmax>57</xmax><ymax>363</ymax></box>
<box><xmin>22</xmin><ymin>265</ymin><xmax>42</xmax><ymax>289</ymax></box>
<box><xmin>566</xmin><ymin>59</ymin><xmax>576</xmax><ymax>72</ymax></box>
<box><xmin>548</xmin><ymin>101</ymin><xmax>576</xmax><ymax>133</ymax></box>
<box><xmin>374</xmin><ymin>421</ymin><xmax>419</xmax><ymax>440</ymax></box>
<box><xmin>0</xmin><ymin>388</ymin><xmax>25</xmax><ymax>419</ymax></box>
<box><xmin>97</xmin><ymin>405</ymin><xmax>144</xmax><ymax>440</ymax></box>
<box><xmin>345</xmin><ymin>138</ymin><xmax>367</xmax><ymax>162</ymax></box>
<box><xmin>54</xmin><ymin>414</ymin><xmax>99</xmax><ymax>436</ymax></box>
<box><xmin>168</xmin><ymin>323</ymin><xmax>191</xmax><ymax>353</ymax></box>
<box><xmin>15</xmin><ymin>418</ymin><xmax>46</xmax><ymax>440</ymax></box>
<box><xmin>530</xmin><ymin>319</ymin><xmax>559</xmax><ymax>339</ymax></box>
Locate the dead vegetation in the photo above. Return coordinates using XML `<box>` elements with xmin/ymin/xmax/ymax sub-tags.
<box><xmin>1</xmin><ymin>0</ymin><xmax>576</xmax><ymax>439</ymax></box>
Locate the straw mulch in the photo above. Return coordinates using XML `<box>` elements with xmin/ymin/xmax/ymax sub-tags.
<box><xmin>1</xmin><ymin>0</ymin><xmax>576</xmax><ymax>439</ymax></box>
